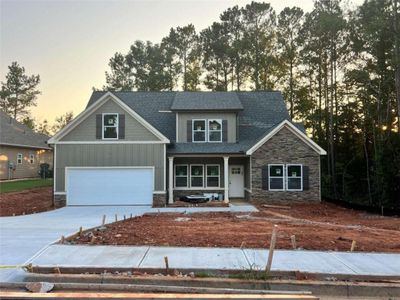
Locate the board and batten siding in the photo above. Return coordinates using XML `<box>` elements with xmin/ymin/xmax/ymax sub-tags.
<box><xmin>61</xmin><ymin>99</ymin><xmax>159</xmax><ymax>141</ymax></box>
<box><xmin>177</xmin><ymin>112</ymin><xmax>237</xmax><ymax>142</ymax></box>
<box><xmin>55</xmin><ymin>144</ymin><xmax>164</xmax><ymax>192</ymax></box>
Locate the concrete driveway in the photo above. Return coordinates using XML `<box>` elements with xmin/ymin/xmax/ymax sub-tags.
<box><xmin>0</xmin><ymin>203</ymin><xmax>257</xmax><ymax>282</ymax></box>
<box><xmin>0</xmin><ymin>206</ymin><xmax>151</xmax><ymax>282</ymax></box>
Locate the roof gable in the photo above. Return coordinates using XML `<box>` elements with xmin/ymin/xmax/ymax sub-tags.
<box><xmin>0</xmin><ymin>110</ymin><xmax>51</xmax><ymax>149</ymax></box>
<box><xmin>48</xmin><ymin>92</ymin><xmax>170</xmax><ymax>144</ymax></box>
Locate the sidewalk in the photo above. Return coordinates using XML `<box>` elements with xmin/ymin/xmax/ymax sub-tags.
<box><xmin>29</xmin><ymin>244</ymin><xmax>400</xmax><ymax>277</ymax></box>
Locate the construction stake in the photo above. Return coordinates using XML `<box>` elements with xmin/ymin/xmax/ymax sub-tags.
<box><xmin>124</xmin><ymin>215</ymin><xmax>126</xmax><ymax>220</ymax></box>
<box><xmin>290</xmin><ymin>235</ymin><xmax>297</xmax><ymax>250</ymax></box>
<box><xmin>90</xmin><ymin>235</ymin><xmax>96</xmax><ymax>244</ymax></box>
<box><xmin>130</xmin><ymin>213</ymin><xmax>132</xmax><ymax>218</ymax></box>
<box><xmin>60</xmin><ymin>236</ymin><xmax>65</xmax><ymax>244</ymax></box>
<box><xmin>265</xmin><ymin>225</ymin><xmax>278</xmax><ymax>273</ymax></box>
<box><xmin>115</xmin><ymin>214</ymin><xmax>118</xmax><ymax>222</ymax></box>
<box><xmin>164</xmin><ymin>256</ymin><xmax>169</xmax><ymax>275</ymax></box>
<box><xmin>240</xmin><ymin>241</ymin><xmax>246</xmax><ymax>249</ymax></box>
<box><xmin>350</xmin><ymin>240</ymin><xmax>357</xmax><ymax>252</ymax></box>
<box><xmin>54</xmin><ymin>267</ymin><xmax>61</xmax><ymax>274</ymax></box>
<box><xmin>102</xmin><ymin>215</ymin><xmax>106</xmax><ymax>226</ymax></box>
<box><xmin>79</xmin><ymin>227</ymin><xmax>83</xmax><ymax>236</ymax></box>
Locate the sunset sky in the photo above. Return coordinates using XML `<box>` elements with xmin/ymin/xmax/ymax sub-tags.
<box><xmin>1</xmin><ymin>0</ymin><xmax>362</xmax><ymax>124</ymax></box>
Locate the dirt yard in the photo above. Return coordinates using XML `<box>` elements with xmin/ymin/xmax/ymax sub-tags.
<box><xmin>71</xmin><ymin>202</ymin><xmax>400</xmax><ymax>253</ymax></box>
<box><xmin>0</xmin><ymin>187</ymin><xmax>54</xmax><ymax>216</ymax></box>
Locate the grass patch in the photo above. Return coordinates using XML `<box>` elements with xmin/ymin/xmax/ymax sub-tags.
<box><xmin>0</xmin><ymin>179</ymin><xmax>53</xmax><ymax>193</ymax></box>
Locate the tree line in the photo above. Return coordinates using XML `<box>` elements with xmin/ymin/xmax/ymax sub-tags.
<box><xmin>103</xmin><ymin>0</ymin><xmax>400</xmax><ymax>210</ymax></box>
<box><xmin>0</xmin><ymin>62</ymin><xmax>74</xmax><ymax>135</ymax></box>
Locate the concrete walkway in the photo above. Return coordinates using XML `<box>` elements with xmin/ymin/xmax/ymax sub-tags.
<box><xmin>29</xmin><ymin>245</ymin><xmax>400</xmax><ymax>277</ymax></box>
<box><xmin>0</xmin><ymin>203</ymin><xmax>256</xmax><ymax>282</ymax></box>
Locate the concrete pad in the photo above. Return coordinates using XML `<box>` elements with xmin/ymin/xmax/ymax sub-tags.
<box><xmin>140</xmin><ymin>246</ymin><xmax>250</xmax><ymax>271</ymax></box>
<box><xmin>30</xmin><ymin>244</ymin><xmax>149</xmax><ymax>268</ymax></box>
<box><xmin>331</xmin><ymin>252</ymin><xmax>400</xmax><ymax>276</ymax></box>
<box><xmin>243</xmin><ymin>249</ymin><xmax>356</xmax><ymax>274</ymax></box>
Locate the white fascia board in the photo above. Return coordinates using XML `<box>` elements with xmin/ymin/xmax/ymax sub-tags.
<box><xmin>246</xmin><ymin>120</ymin><xmax>327</xmax><ymax>156</ymax></box>
<box><xmin>48</xmin><ymin>92</ymin><xmax>170</xmax><ymax>144</ymax></box>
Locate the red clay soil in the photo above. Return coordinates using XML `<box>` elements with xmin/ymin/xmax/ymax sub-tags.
<box><xmin>71</xmin><ymin>202</ymin><xmax>400</xmax><ymax>253</ymax></box>
<box><xmin>0</xmin><ymin>187</ymin><xmax>54</xmax><ymax>216</ymax></box>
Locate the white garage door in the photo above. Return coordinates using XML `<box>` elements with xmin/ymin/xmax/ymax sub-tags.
<box><xmin>66</xmin><ymin>167</ymin><xmax>153</xmax><ymax>206</ymax></box>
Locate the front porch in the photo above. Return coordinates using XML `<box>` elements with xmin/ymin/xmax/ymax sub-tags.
<box><xmin>167</xmin><ymin>155</ymin><xmax>251</xmax><ymax>204</ymax></box>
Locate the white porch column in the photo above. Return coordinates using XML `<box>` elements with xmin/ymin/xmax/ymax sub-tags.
<box><xmin>168</xmin><ymin>156</ymin><xmax>174</xmax><ymax>204</ymax></box>
<box><xmin>223</xmin><ymin>156</ymin><xmax>229</xmax><ymax>203</ymax></box>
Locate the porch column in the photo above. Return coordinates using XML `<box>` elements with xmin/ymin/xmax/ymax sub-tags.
<box><xmin>223</xmin><ymin>156</ymin><xmax>229</xmax><ymax>203</ymax></box>
<box><xmin>168</xmin><ymin>156</ymin><xmax>174</xmax><ymax>204</ymax></box>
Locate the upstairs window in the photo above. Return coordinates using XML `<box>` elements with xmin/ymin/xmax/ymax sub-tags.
<box><xmin>192</xmin><ymin>120</ymin><xmax>206</xmax><ymax>142</ymax></box>
<box><xmin>286</xmin><ymin>164</ymin><xmax>303</xmax><ymax>191</ymax></box>
<box><xmin>268</xmin><ymin>164</ymin><xmax>285</xmax><ymax>191</ymax></box>
<box><xmin>103</xmin><ymin>113</ymin><xmax>118</xmax><ymax>139</ymax></box>
<box><xmin>17</xmin><ymin>153</ymin><xmax>23</xmax><ymax>164</ymax></box>
<box><xmin>29</xmin><ymin>154</ymin><xmax>35</xmax><ymax>164</ymax></box>
<box><xmin>208</xmin><ymin>119</ymin><xmax>222</xmax><ymax>142</ymax></box>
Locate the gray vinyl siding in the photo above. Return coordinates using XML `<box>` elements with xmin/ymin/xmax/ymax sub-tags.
<box><xmin>177</xmin><ymin>112</ymin><xmax>237</xmax><ymax>143</ymax></box>
<box><xmin>61</xmin><ymin>99</ymin><xmax>159</xmax><ymax>141</ymax></box>
<box><xmin>55</xmin><ymin>144</ymin><xmax>164</xmax><ymax>192</ymax></box>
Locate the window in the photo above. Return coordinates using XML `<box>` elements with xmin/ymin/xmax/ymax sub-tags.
<box><xmin>192</xmin><ymin>120</ymin><xmax>206</xmax><ymax>142</ymax></box>
<box><xmin>208</xmin><ymin>119</ymin><xmax>222</xmax><ymax>142</ymax></box>
<box><xmin>175</xmin><ymin>165</ymin><xmax>188</xmax><ymax>188</ymax></box>
<box><xmin>231</xmin><ymin>167</ymin><xmax>241</xmax><ymax>174</ymax></box>
<box><xmin>17</xmin><ymin>153</ymin><xmax>22</xmax><ymax>164</ymax></box>
<box><xmin>102</xmin><ymin>113</ymin><xmax>118</xmax><ymax>139</ymax></box>
<box><xmin>29</xmin><ymin>154</ymin><xmax>35</xmax><ymax>164</ymax></box>
<box><xmin>190</xmin><ymin>165</ymin><xmax>204</xmax><ymax>187</ymax></box>
<box><xmin>286</xmin><ymin>164</ymin><xmax>303</xmax><ymax>191</ymax></box>
<box><xmin>206</xmin><ymin>165</ymin><xmax>220</xmax><ymax>187</ymax></box>
<box><xmin>268</xmin><ymin>164</ymin><xmax>284</xmax><ymax>191</ymax></box>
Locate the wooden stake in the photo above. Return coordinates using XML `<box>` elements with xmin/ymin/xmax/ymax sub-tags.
<box><xmin>124</xmin><ymin>215</ymin><xmax>126</xmax><ymax>220</ymax></box>
<box><xmin>115</xmin><ymin>214</ymin><xmax>118</xmax><ymax>222</ymax></box>
<box><xmin>164</xmin><ymin>256</ymin><xmax>169</xmax><ymax>274</ymax></box>
<box><xmin>265</xmin><ymin>225</ymin><xmax>278</xmax><ymax>273</ymax></box>
<box><xmin>60</xmin><ymin>236</ymin><xmax>65</xmax><ymax>244</ymax></box>
<box><xmin>90</xmin><ymin>235</ymin><xmax>96</xmax><ymax>244</ymax></box>
<box><xmin>350</xmin><ymin>240</ymin><xmax>357</xmax><ymax>252</ymax></box>
<box><xmin>240</xmin><ymin>241</ymin><xmax>246</xmax><ymax>249</ymax></box>
<box><xmin>102</xmin><ymin>215</ymin><xmax>106</xmax><ymax>226</ymax></box>
<box><xmin>130</xmin><ymin>213</ymin><xmax>132</xmax><ymax>218</ymax></box>
<box><xmin>54</xmin><ymin>267</ymin><xmax>61</xmax><ymax>274</ymax></box>
<box><xmin>290</xmin><ymin>235</ymin><xmax>297</xmax><ymax>250</ymax></box>
<box><xmin>79</xmin><ymin>227</ymin><xmax>83</xmax><ymax>236</ymax></box>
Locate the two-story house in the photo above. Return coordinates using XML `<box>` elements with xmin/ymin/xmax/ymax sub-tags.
<box><xmin>48</xmin><ymin>91</ymin><xmax>326</xmax><ymax>207</ymax></box>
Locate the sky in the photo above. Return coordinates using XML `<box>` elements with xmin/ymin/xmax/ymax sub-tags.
<box><xmin>0</xmin><ymin>0</ymin><xmax>363</xmax><ymax>123</ymax></box>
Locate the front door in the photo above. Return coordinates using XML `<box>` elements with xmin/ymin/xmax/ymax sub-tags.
<box><xmin>229</xmin><ymin>165</ymin><xmax>244</xmax><ymax>198</ymax></box>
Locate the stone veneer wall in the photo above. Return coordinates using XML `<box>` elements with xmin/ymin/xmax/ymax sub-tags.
<box><xmin>251</xmin><ymin>126</ymin><xmax>321</xmax><ymax>203</ymax></box>
<box><xmin>54</xmin><ymin>194</ymin><xmax>66</xmax><ymax>208</ymax></box>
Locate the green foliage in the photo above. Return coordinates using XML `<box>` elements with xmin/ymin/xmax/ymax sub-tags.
<box><xmin>0</xmin><ymin>179</ymin><xmax>53</xmax><ymax>193</ymax></box>
<box><xmin>0</xmin><ymin>62</ymin><xmax>40</xmax><ymax>120</ymax></box>
<box><xmin>100</xmin><ymin>0</ymin><xmax>400</xmax><ymax>209</ymax></box>
<box><xmin>51</xmin><ymin>111</ymin><xmax>74</xmax><ymax>134</ymax></box>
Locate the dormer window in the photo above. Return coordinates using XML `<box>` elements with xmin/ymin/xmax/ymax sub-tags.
<box><xmin>192</xmin><ymin>119</ymin><xmax>223</xmax><ymax>143</ymax></box>
<box><xmin>192</xmin><ymin>120</ymin><xmax>206</xmax><ymax>142</ymax></box>
<box><xmin>102</xmin><ymin>113</ymin><xmax>118</xmax><ymax>139</ymax></box>
<box><xmin>208</xmin><ymin>119</ymin><xmax>222</xmax><ymax>142</ymax></box>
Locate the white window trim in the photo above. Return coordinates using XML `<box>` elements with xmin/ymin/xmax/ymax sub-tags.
<box><xmin>29</xmin><ymin>153</ymin><xmax>35</xmax><ymax>164</ymax></box>
<box><xmin>208</xmin><ymin>119</ymin><xmax>222</xmax><ymax>143</ymax></box>
<box><xmin>174</xmin><ymin>164</ymin><xmax>188</xmax><ymax>188</ymax></box>
<box><xmin>190</xmin><ymin>164</ymin><xmax>204</xmax><ymax>188</ymax></box>
<box><xmin>17</xmin><ymin>153</ymin><xmax>23</xmax><ymax>164</ymax></box>
<box><xmin>102</xmin><ymin>113</ymin><xmax>119</xmax><ymax>140</ymax></box>
<box><xmin>192</xmin><ymin>119</ymin><xmax>207</xmax><ymax>143</ymax></box>
<box><xmin>268</xmin><ymin>164</ymin><xmax>285</xmax><ymax>191</ymax></box>
<box><xmin>206</xmin><ymin>164</ymin><xmax>220</xmax><ymax>188</ymax></box>
<box><xmin>286</xmin><ymin>164</ymin><xmax>303</xmax><ymax>191</ymax></box>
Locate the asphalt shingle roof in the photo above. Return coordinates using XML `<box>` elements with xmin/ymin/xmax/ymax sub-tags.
<box><xmin>0</xmin><ymin>110</ymin><xmax>51</xmax><ymax>149</ymax></box>
<box><xmin>87</xmin><ymin>91</ymin><xmax>293</xmax><ymax>154</ymax></box>
<box><xmin>170</xmin><ymin>92</ymin><xmax>243</xmax><ymax>111</ymax></box>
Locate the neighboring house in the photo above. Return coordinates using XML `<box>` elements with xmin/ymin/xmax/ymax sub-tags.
<box><xmin>0</xmin><ymin>111</ymin><xmax>53</xmax><ymax>180</ymax></box>
<box><xmin>48</xmin><ymin>91</ymin><xmax>326</xmax><ymax>207</ymax></box>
